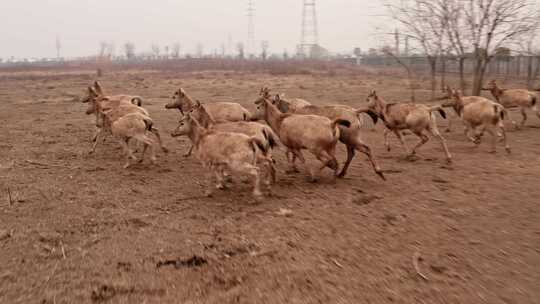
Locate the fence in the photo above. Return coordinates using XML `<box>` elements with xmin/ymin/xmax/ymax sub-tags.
<box><xmin>361</xmin><ymin>55</ymin><xmax>540</xmax><ymax>79</ymax></box>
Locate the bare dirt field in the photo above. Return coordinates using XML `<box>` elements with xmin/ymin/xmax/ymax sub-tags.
<box><xmin>0</xmin><ymin>68</ymin><xmax>539</xmax><ymax>303</ymax></box>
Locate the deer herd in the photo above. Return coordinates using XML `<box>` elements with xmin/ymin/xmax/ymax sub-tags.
<box><xmin>81</xmin><ymin>80</ymin><xmax>539</xmax><ymax>198</ymax></box>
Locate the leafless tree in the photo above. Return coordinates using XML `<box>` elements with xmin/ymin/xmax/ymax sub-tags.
<box><xmin>382</xmin><ymin>47</ymin><xmax>417</xmax><ymax>102</ymax></box>
<box><xmin>107</xmin><ymin>42</ymin><xmax>115</xmax><ymax>59</ymax></box>
<box><xmin>172</xmin><ymin>43</ymin><xmax>181</xmax><ymax>58</ymax></box>
<box><xmin>443</xmin><ymin>1</ymin><xmax>471</xmax><ymax>92</ymax></box>
<box><xmin>388</xmin><ymin>0</ymin><xmax>538</xmax><ymax>96</ymax></box>
<box><xmin>151</xmin><ymin>44</ymin><xmax>160</xmax><ymax>59</ymax></box>
<box><xmin>99</xmin><ymin>41</ymin><xmax>108</xmax><ymax>59</ymax></box>
<box><xmin>515</xmin><ymin>28</ymin><xmax>540</xmax><ymax>88</ymax></box>
<box><xmin>237</xmin><ymin>43</ymin><xmax>245</xmax><ymax>60</ymax></box>
<box><xmin>164</xmin><ymin>45</ymin><xmax>170</xmax><ymax>59</ymax></box>
<box><xmin>124</xmin><ymin>42</ymin><xmax>136</xmax><ymax>60</ymax></box>
<box><xmin>261</xmin><ymin>41</ymin><xmax>269</xmax><ymax>60</ymax></box>
<box><xmin>196</xmin><ymin>43</ymin><xmax>204</xmax><ymax>58</ymax></box>
<box><xmin>387</xmin><ymin>0</ymin><xmax>449</xmax><ymax>99</ymax></box>
<box><xmin>220</xmin><ymin>43</ymin><xmax>226</xmax><ymax>58</ymax></box>
<box><xmin>462</xmin><ymin>0</ymin><xmax>539</xmax><ymax>95</ymax></box>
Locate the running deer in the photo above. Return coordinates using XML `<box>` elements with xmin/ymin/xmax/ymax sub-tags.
<box><xmin>171</xmin><ymin>114</ymin><xmax>272</xmax><ymax>197</ymax></box>
<box><xmin>254</xmin><ymin>96</ymin><xmax>351</xmax><ymax>182</ymax></box>
<box><xmin>84</xmin><ymin>86</ymin><xmax>168</xmax><ymax>154</ymax></box>
<box><xmin>255</xmin><ymin>89</ymin><xmax>385</xmax><ymax>180</ymax></box>
<box><xmin>448</xmin><ymin>89</ymin><xmax>510</xmax><ymax>153</ymax></box>
<box><xmin>165</xmin><ymin>88</ymin><xmax>253</xmax><ymax>121</ymax></box>
<box><xmin>360</xmin><ymin>90</ymin><xmax>452</xmax><ymax>163</ymax></box>
<box><xmin>482</xmin><ymin>80</ymin><xmax>539</xmax><ymax>129</ymax></box>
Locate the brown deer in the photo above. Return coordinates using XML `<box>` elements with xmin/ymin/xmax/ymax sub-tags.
<box><xmin>482</xmin><ymin>80</ymin><xmax>539</xmax><ymax>129</ymax></box>
<box><xmin>361</xmin><ymin>90</ymin><xmax>452</xmax><ymax>163</ymax></box>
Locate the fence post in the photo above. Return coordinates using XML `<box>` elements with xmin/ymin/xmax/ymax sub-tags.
<box><xmin>516</xmin><ymin>56</ymin><xmax>522</xmax><ymax>77</ymax></box>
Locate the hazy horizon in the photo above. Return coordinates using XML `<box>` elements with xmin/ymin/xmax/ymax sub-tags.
<box><xmin>1</xmin><ymin>0</ymin><xmax>391</xmax><ymax>59</ymax></box>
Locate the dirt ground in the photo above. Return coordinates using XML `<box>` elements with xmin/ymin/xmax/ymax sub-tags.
<box><xmin>0</xmin><ymin>68</ymin><xmax>539</xmax><ymax>304</ymax></box>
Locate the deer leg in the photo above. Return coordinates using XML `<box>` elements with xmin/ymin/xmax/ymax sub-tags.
<box><xmin>428</xmin><ymin>125</ymin><xmax>452</xmax><ymax>163</ymax></box>
<box><xmin>497</xmin><ymin>120</ymin><xmax>511</xmax><ymax>154</ymax></box>
<box><xmin>310</xmin><ymin>150</ymin><xmax>333</xmax><ymax>182</ymax></box>
<box><xmin>119</xmin><ymin>137</ymin><xmax>136</xmax><ymax>169</ymax></box>
<box><xmin>520</xmin><ymin>107</ymin><xmax>528</xmax><ymax>128</ymax></box>
<box><xmin>393</xmin><ymin>129</ymin><xmax>409</xmax><ymax>155</ymax></box>
<box><xmin>485</xmin><ymin>126</ymin><xmax>498</xmax><ymax>153</ymax></box>
<box><xmin>285</xmin><ymin>149</ymin><xmax>300</xmax><ymax>173</ymax></box>
<box><xmin>134</xmin><ymin>133</ymin><xmax>157</xmax><ymax>164</ymax></box>
<box><xmin>183</xmin><ymin>144</ymin><xmax>194</xmax><ymax>157</ymax></box>
<box><xmin>445</xmin><ymin>114</ymin><xmax>453</xmax><ymax>133</ymax></box>
<box><xmin>233</xmin><ymin>163</ymin><xmax>262</xmax><ymax>197</ymax></box>
<box><xmin>215</xmin><ymin>168</ymin><xmax>226</xmax><ymax>190</ymax></box>
<box><xmin>338</xmin><ymin>145</ymin><xmax>355</xmax><ymax>178</ymax></box>
<box><xmin>384</xmin><ymin>129</ymin><xmax>392</xmax><ymax>151</ymax></box>
<box><xmin>90</xmin><ymin>128</ymin><xmax>104</xmax><ymax>154</ymax></box>
<box><xmin>354</xmin><ymin>142</ymin><xmax>386</xmax><ymax>180</ymax></box>
<box><xmin>150</xmin><ymin>127</ymin><xmax>169</xmax><ymax>153</ymax></box>
<box><xmin>411</xmin><ymin>131</ymin><xmax>429</xmax><ymax>156</ymax></box>
<box><xmin>204</xmin><ymin>167</ymin><xmax>216</xmax><ymax>197</ymax></box>
<box><xmin>532</xmin><ymin>104</ymin><xmax>540</xmax><ymax>120</ymax></box>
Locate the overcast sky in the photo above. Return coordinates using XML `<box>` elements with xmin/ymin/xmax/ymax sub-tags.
<box><xmin>0</xmin><ymin>0</ymin><xmax>391</xmax><ymax>59</ymax></box>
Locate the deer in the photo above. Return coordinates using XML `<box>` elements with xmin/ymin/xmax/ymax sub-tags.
<box><xmin>258</xmin><ymin>88</ymin><xmax>312</xmax><ymax>113</ymax></box>
<box><xmin>255</xmin><ymin>88</ymin><xmax>385</xmax><ymax>180</ymax></box>
<box><xmin>254</xmin><ymin>95</ymin><xmax>351</xmax><ymax>182</ymax></box>
<box><xmin>165</xmin><ymin>87</ymin><xmax>253</xmax><ymax>121</ymax></box>
<box><xmin>171</xmin><ymin>113</ymin><xmax>272</xmax><ymax>198</ymax></box>
<box><xmin>187</xmin><ymin>100</ymin><xmax>278</xmax><ymax>183</ymax></box>
<box><xmin>447</xmin><ymin>89</ymin><xmax>510</xmax><ymax>153</ymax></box>
<box><xmin>482</xmin><ymin>80</ymin><xmax>539</xmax><ymax>129</ymax></box>
<box><xmin>165</xmin><ymin>88</ymin><xmax>254</xmax><ymax>156</ymax></box>
<box><xmin>84</xmin><ymin>86</ymin><xmax>168</xmax><ymax>155</ymax></box>
<box><xmin>360</xmin><ymin>90</ymin><xmax>452</xmax><ymax>163</ymax></box>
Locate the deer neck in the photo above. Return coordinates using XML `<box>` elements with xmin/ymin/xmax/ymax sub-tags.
<box><xmin>376</xmin><ymin>98</ymin><xmax>389</xmax><ymax>119</ymax></box>
<box><xmin>180</xmin><ymin>94</ymin><xmax>196</xmax><ymax>112</ymax></box>
<box><xmin>187</xmin><ymin>120</ymin><xmax>206</xmax><ymax>147</ymax></box>
<box><xmin>263</xmin><ymin>101</ymin><xmax>284</xmax><ymax>133</ymax></box>
<box><xmin>199</xmin><ymin>107</ymin><xmax>215</xmax><ymax>128</ymax></box>
<box><xmin>453</xmin><ymin>97</ymin><xmax>465</xmax><ymax>116</ymax></box>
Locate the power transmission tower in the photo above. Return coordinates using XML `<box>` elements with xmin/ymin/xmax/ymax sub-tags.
<box><xmin>247</xmin><ymin>0</ymin><xmax>256</xmax><ymax>57</ymax></box>
<box><xmin>299</xmin><ymin>0</ymin><xmax>319</xmax><ymax>58</ymax></box>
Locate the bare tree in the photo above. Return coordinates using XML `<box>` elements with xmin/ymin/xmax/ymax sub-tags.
<box><xmin>444</xmin><ymin>1</ymin><xmax>470</xmax><ymax>92</ymax></box>
<box><xmin>387</xmin><ymin>0</ymin><xmax>450</xmax><ymax>99</ymax></box>
<box><xmin>220</xmin><ymin>43</ymin><xmax>226</xmax><ymax>58</ymax></box>
<box><xmin>463</xmin><ymin>0</ymin><xmax>539</xmax><ymax>95</ymax></box>
<box><xmin>99</xmin><ymin>41</ymin><xmax>108</xmax><ymax>59</ymax></box>
<box><xmin>389</xmin><ymin>0</ymin><xmax>539</xmax><ymax>96</ymax></box>
<box><xmin>261</xmin><ymin>41</ymin><xmax>269</xmax><ymax>60</ymax></box>
<box><xmin>107</xmin><ymin>42</ymin><xmax>115</xmax><ymax>59</ymax></box>
<box><xmin>164</xmin><ymin>45</ymin><xmax>170</xmax><ymax>59</ymax></box>
<box><xmin>151</xmin><ymin>44</ymin><xmax>160</xmax><ymax>59</ymax></box>
<box><xmin>172</xmin><ymin>43</ymin><xmax>181</xmax><ymax>58</ymax></box>
<box><xmin>515</xmin><ymin>28</ymin><xmax>540</xmax><ymax>88</ymax></box>
<box><xmin>237</xmin><ymin>43</ymin><xmax>245</xmax><ymax>60</ymax></box>
<box><xmin>382</xmin><ymin>47</ymin><xmax>417</xmax><ymax>102</ymax></box>
<box><xmin>124</xmin><ymin>42</ymin><xmax>136</xmax><ymax>60</ymax></box>
<box><xmin>196</xmin><ymin>43</ymin><xmax>204</xmax><ymax>58</ymax></box>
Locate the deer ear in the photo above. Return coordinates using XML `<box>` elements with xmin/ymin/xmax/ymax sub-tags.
<box><xmin>179</xmin><ymin>88</ymin><xmax>185</xmax><ymax>96</ymax></box>
<box><xmin>94</xmin><ymin>81</ymin><xmax>104</xmax><ymax>95</ymax></box>
<box><xmin>195</xmin><ymin>100</ymin><xmax>201</xmax><ymax>107</ymax></box>
<box><xmin>88</xmin><ymin>86</ymin><xmax>98</xmax><ymax>97</ymax></box>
